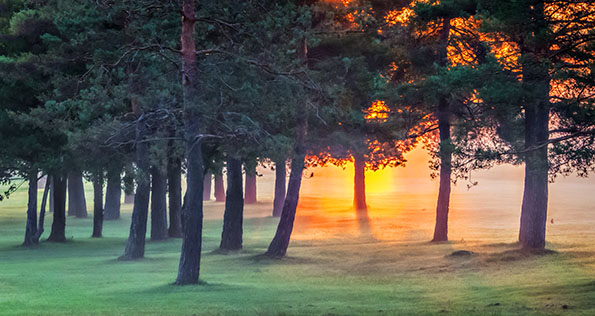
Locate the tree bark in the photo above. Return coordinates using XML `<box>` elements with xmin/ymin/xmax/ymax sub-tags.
<box><xmin>244</xmin><ymin>160</ymin><xmax>257</xmax><ymax>204</ymax></box>
<box><xmin>266</xmin><ymin>154</ymin><xmax>306</xmax><ymax>257</ymax></box>
<box><xmin>168</xmin><ymin>157</ymin><xmax>183</xmax><ymax>238</ymax></box>
<box><xmin>47</xmin><ymin>174</ymin><xmax>67</xmax><ymax>242</ymax></box>
<box><xmin>176</xmin><ymin>0</ymin><xmax>205</xmax><ymax>285</ymax></box>
<box><xmin>92</xmin><ymin>174</ymin><xmax>104</xmax><ymax>238</ymax></box>
<box><xmin>32</xmin><ymin>177</ymin><xmax>50</xmax><ymax>244</ymax></box>
<box><xmin>432</xmin><ymin>18</ymin><xmax>452</xmax><ymax>243</ymax></box>
<box><xmin>123</xmin><ymin>164</ymin><xmax>135</xmax><ymax>204</ymax></box>
<box><xmin>23</xmin><ymin>171</ymin><xmax>38</xmax><ymax>247</ymax></box>
<box><xmin>203</xmin><ymin>171</ymin><xmax>212</xmax><ymax>201</ymax></box>
<box><xmin>49</xmin><ymin>176</ymin><xmax>54</xmax><ymax>213</ymax></box>
<box><xmin>214</xmin><ymin>171</ymin><xmax>225</xmax><ymax>202</ymax></box>
<box><xmin>104</xmin><ymin>168</ymin><xmax>121</xmax><ymax>220</ymax></box>
<box><xmin>432</xmin><ymin>97</ymin><xmax>452</xmax><ymax>242</ymax></box>
<box><xmin>266</xmin><ymin>37</ymin><xmax>308</xmax><ymax>258</ymax></box>
<box><xmin>353</xmin><ymin>154</ymin><xmax>367</xmax><ymax>211</ymax></box>
<box><xmin>518</xmin><ymin>8</ymin><xmax>550</xmax><ymax>250</ymax></box>
<box><xmin>150</xmin><ymin>166</ymin><xmax>168</xmax><ymax>241</ymax></box>
<box><xmin>273</xmin><ymin>159</ymin><xmax>286</xmax><ymax>217</ymax></box>
<box><xmin>121</xmin><ymin>118</ymin><xmax>151</xmax><ymax>260</ymax></box>
<box><xmin>220</xmin><ymin>157</ymin><xmax>244</xmax><ymax>250</ymax></box>
<box><xmin>67</xmin><ymin>172</ymin><xmax>87</xmax><ymax>218</ymax></box>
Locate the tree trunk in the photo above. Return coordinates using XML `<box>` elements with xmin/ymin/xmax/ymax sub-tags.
<box><xmin>266</xmin><ymin>154</ymin><xmax>306</xmax><ymax>257</ymax></box>
<box><xmin>104</xmin><ymin>168</ymin><xmax>121</xmax><ymax>220</ymax></box>
<box><xmin>432</xmin><ymin>97</ymin><xmax>452</xmax><ymax>242</ymax></box>
<box><xmin>220</xmin><ymin>157</ymin><xmax>244</xmax><ymax>251</ymax></box>
<box><xmin>432</xmin><ymin>18</ymin><xmax>452</xmax><ymax>243</ymax></box>
<box><xmin>273</xmin><ymin>159</ymin><xmax>286</xmax><ymax>217</ymax></box>
<box><xmin>151</xmin><ymin>166</ymin><xmax>168</xmax><ymax>241</ymax></box>
<box><xmin>49</xmin><ymin>176</ymin><xmax>54</xmax><ymax>213</ymax></box>
<box><xmin>121</xmin><ymin>118</ymin><xmax>151</xmax><ymax>260</ymax></box>
<box><xmin>168</xmin><ymin>157</ymin><xmax>183</xmax><ymax>238</ymax></box>
<box><xmin>67</xmin><ymin>172</ymin><xmax>87</xmax><ymax>218</ymax></box>
<box><xmin>266</xmin><ymin>37</ymin><xmax>308</xmax><ymax>258</ymax></box>
<box><xmin>92</xmin><ymin>174</ymin><xmax>104</xmax><ymax>238</ymax></box>
<box><xmin>214</xmin><ymin>171</ymin><xmax>225</xmax><ymax>202</ymax></box>
<box><xmin>518</xmin><ymin>13</ymin><xmax>550</xmax><ymax>250</ymax></box>
<box><xmin>123</xmin><ymin>164</ymin><xmax>135</xmax><ymax>204</ymax></box>
<box><xmin>203</xmin><ymin>172</ymin><xmax>212</xmax><ymax>201</ymax></box>
<box><xmin>176</xmin><ymin>0</ymin><xmax>205</xmax><ymax>285</ymax></box>
<box><xmin>124</xmin><ymin>194</ymin><xmax>135</xmax><ymax>204</ymax></box>
<box><xmin>23</xmin><ymin>171</ymin><xmax>38</xmax><ymax>247</ymax></box>
<box><xmin>353</xmin><ymin>154</ymin><xmax>367</xmax><ymax>211</ymax></box>
<box><xmin>244</xmin><ymin>160</ymin><xmax>257</xmax><ymax>204</ymax></box>
<box><xmin>33</xmin><ymin>177</ymin><xmax>50</xmax><ymax>243</ymax></box>
<box><xmin>47</xmin><ymin>174</ymin><xmax>67</xmax><ymax>242</ymax></box>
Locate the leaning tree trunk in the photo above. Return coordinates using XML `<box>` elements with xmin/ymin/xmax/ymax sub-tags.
<box><xmin>67</xmin><ymin>172</ymin><xmax>87</xmax><ymax>218</ymax></box>
<box><xmin>353</xmin><ymin>154</ymin><xmax>367</xmax><ymax>211</ymax></box>
<box><xmin>432</xmin><ymin>18</ymin><xmax>452</xmax><ymax>243</ymax></box>
<box><xmin>214</xmin><ymin>171</ymin><xmax>225</xmax><ymax>202</ymax></box>
<box><xmin>23</xmin><ymin>171</ymin><xmax>38</xmax><ymax>247</ymax></box>
<box><xmin>244</xmin><ymin>160</ymin><xmax>257</xmax><ymax>204</ymax></box>
<box><xmin>104</xmin><ymin>168</ymin><xmax>121</xmax><ymax>220</ymax></box>
<box><xmin>518</xmin><ymin>15</ymin><xmax>550</xmax><ymax>250</ymax></box>
<box><xmin>151</xmin><ymin>166</ymin><xmax>168</xmax><ymax>241</ymax></box>
<box><xmin>121</xmin><ymin>116</ymin><xmax>151</xmax><ymax>260</ymax></box>
<box><xmin>168</xmin><ymin>156</ymin><xmax>183</xmax><ymax>238</ymax></box>
<box><xmin>266</xmin><ymin>37</ymin><xmax>308</xmax><ymax>258</ymax></box>
<box><xmin>266</xmin><ymin>154</ymin><xmax>306</xmax><ymax>257</ymax></box>
<box><xmin>273</xmin><ymin>158</ymin><xmax>286</xmax><ymax>217</ymax></box>
<box><xmin>47</xmin><ymin>174</ymin><xmax>67</xmax><ymax>242</ymax></box>
<box><xmin>176</xmin><ymin>0</ymin><xmax>205</xmax><ymax>285</ymax></box>
<box><xmin>220</xmin><ymin>157</ymin><xmax>244</xmax><ymax>251</ymax></box>
<box><xmin>203</xmin><ymin>171</ymin><xmax>212</xmax><ymax>201</ymax></box>
<box><xmin>92</xmin><ymin>174</ymin><xmax>104</xmax><ymax>238</ymax></box>
<box><xmin>32</xmin><ymin>177</ymin><xmax>50</xmax><ymax>244</ymax></box>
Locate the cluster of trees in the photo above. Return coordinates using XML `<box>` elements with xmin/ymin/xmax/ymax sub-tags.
<box><xmin>1</xmin><ymin>0</ymin><xmax>594</xmax><ymax>284</ymax></box>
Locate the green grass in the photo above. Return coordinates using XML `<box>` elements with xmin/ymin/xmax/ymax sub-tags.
<box><xmin>1</xmin><ymin>183</ymin><xmax>595</xmax><ymax>316</ymax></box>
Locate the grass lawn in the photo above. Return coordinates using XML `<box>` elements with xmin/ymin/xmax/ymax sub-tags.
<box><xmin>1</xmin><ymin>169</ymin><xmax>595</xmax><ymax>316</ymax></box>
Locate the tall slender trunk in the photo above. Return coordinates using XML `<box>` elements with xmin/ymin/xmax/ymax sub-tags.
<box><xmin>244</xmin><ymin>160</ymin><xmax>257</xmax><ymax>204</ymax></box>
<box><xmin>220</xmin><ymin>157</ymin><xmax>243</xmax><ymax>250</ymax></box>
<box><xmin>48</xmin><ymin>174</ymin><xmax>67</xmax><ymax>242</ymax></box>
<box><xmin>23</xmin><ymin>171</ymin><xmax>38</xmax><ymax>246</ymax></box>
<box><xmin>273</xmin><ymin>159</ymin><xmax>286</xmax><ymax>217</ymax></box>
<box><xmin>151</xmin><ymin>166</ymin><xmax>168</xmax><ymax>240</ymax></box>
<box><xmin>353</xmin><ymin>154</ymin><xmax>367</xmax><ymax>211</ymax></box>
<box><xmin>168</xmin><ymin>156</ymin><xmax>183</xmax><ymax>238</ymax></box>
<box><xmin>104</xmin><ymin>168</ymin><xmax>121</xmax><ymax>220</ymax></box>
<box><xmin>432</xmin><ymin>18</ymin><xmax>452</xmax><ymax>243</ymax></box>
<box><xmin>121</xmin><ymin>117</ymin><xmax>151</xmax><ymax>260</ymax></box>
<box><xmin>214</xmin><ymin>171</ymin><xmax>225</xmax><ymax>202</ymax></box>
<box><xmin>518</xmin><ymin>9</ymin><xmax>550</xmax><ymax>250</ymax></box>
<box><xmin>49</xmin><ymin>177</ymin><xmax>54</xmax><ymax>213</ymax></box>
<box><xmin>123</xmin><ymin>164</ymin><xmax>135</xmax><ymax>204</ymax></box>
<box><xmin>176</xmin><ymin>0</ymin><xmax>205</xmax><ymax>285</ymax></box>
<box><xmin>203</xmin><ymin>172</ymin><xmax>212</xmax><ymax>201</ymax></box>
<box><xmin>33</xmin><ymin>177</ymin><xmax>50</xmax><ymax>243</ymax></box>
<box><xmin>92</xmin><ymin>174</ymin><xmax>104</xmax><ymax>238</ymax></box>
<box><xmin>266</xmin><ymin>37</ymin><xmax>308</xmax><ymax>258</ymax></box>
<box><xmin>432</xmin><ymin>98</ymin><xmax>452</xmax><ymax>242</ymax></box>
<box><xmin>67</xmin><ymin>172</ymin><xmax>87</xmax><ymax>218</ymax></box>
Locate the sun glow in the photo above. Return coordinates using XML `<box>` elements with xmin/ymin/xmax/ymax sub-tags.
<box><xmin>364</xmin><ymin>100</ymin><xmax>390</xmax><ymax>121</ymax></box>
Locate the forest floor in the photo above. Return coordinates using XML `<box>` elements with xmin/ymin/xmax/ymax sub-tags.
<box><xmin>1</xmin><ymin>165</ymin><xmax>595</xmax><ymax>315</ymax></box>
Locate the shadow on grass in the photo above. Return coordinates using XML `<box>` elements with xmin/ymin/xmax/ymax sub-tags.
<box><xmin>484</xmin><ymin>248</ymin><xmax>558</xmax><ymax>263</ymax></box>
